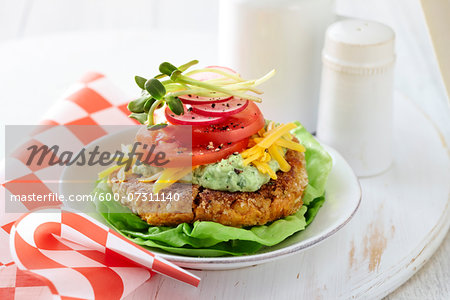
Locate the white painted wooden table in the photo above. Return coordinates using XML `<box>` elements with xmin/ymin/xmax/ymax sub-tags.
<box><xmin>0</xmin><ymin>29</ymin><xmax>448</xmax><ymax>299</ymax></box>
<box><xmin>122</xmin><ymin>91</ymin><xmax>448</xmax><ymax>300</ymax></box>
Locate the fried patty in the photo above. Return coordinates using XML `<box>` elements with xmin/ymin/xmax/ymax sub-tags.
<box><xmin>108</xmin><ymin>149</ymin><xmax>308</xmax><ymax>227</ymax></box>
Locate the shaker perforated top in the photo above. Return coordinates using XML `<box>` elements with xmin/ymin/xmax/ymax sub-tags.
<box><xmin>323</xmin><ymin>19</ymin><xmax>396</xmax><ymax>67</ymax></box>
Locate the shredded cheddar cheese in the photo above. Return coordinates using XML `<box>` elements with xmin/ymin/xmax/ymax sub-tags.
<box><xmin>275</xmin><ymin>138</ymin><xmax>306</xmax><ymax>153</ymax></box>
<box><xmin>242</xmin><ymin>122</ymin><xmax>305</xmax><ymax>178</ymax></box>
<box><xmin>253</xmin><ymin>161</ymin><xmax>277</xmax><ymax>179</ymax></box>
<box><xmin>152</xmin><ymin>167</ymin><xmax>192</xmax><ymax>194</ymax></box>
<box><xmin>268</xmin><ymin>144</ymin><xmax>290</xmax><ymax>172</ymax></box>
<box><xmin>257</xmin><ymin>123</ymin><xmax>297</xmax><ymax>148</ymax></box>
<box><xmin>242</xmin><ymin>151</ymin><xmax>262</xmax><ymax>166</ymax></box>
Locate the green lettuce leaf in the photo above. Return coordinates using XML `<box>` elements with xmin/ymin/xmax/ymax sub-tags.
<box><xmin>291</xmin><ymin>121</ymin><xmax>333</xmax><ymax>205</ymax></box>
<box><xmin>93</xmin><ymin>122</ymin><xmax>332</xmax><ymax>256</ymax></box>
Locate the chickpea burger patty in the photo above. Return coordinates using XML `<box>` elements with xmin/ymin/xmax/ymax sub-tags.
<box><xmin>108</xmin><ymin>149</ymin><xmax>308</xmax><ymax>228</ymax></box>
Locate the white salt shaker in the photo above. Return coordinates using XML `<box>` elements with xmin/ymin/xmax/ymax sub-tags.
<box><xmin>316</xmin><ymin>19</ymin><xmax>396</xmax><ymax>177</ymax></box>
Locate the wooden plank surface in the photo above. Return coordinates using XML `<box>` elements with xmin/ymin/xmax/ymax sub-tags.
<box><xmin>386</xmin><ymin>233</ymin><xmax>449</xmax><ymax>299</ymax></box>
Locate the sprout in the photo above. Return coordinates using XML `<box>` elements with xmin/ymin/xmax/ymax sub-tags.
<box><xmin>130</xmin><ymin>59</ymin><xmax>276</xmax><ymax>127</ymax></box>
<box><xmin>134</xmin><ymin>76</ymin><xmax>147</xmax><ymax>90</ymax></box>
<box><xmin>144</xmin><ymin>78</ymin><xmax>166</xmax><ymax>100</ymax></box>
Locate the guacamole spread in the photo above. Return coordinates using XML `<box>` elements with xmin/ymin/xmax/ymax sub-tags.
<box><xmin>132</xmin><ymin>154</ymin><xmax>280</xmax><ymax>192</ymax></box>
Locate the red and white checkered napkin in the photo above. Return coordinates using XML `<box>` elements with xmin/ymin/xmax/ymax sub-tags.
<box><xmin>0</xmin><ymin>73</ymin><xmax>200</xmax><ymax>299</ymax></box>
<box><xmin>10</xmin><ymin>208</ymin><xmax>200</xmax><ymax>299</ymax></box>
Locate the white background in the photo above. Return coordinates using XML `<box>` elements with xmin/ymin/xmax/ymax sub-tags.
<box><xmin>0</xmin><ymin>0</ymin><xmax>448</xmax><ymax>299</ymax></box>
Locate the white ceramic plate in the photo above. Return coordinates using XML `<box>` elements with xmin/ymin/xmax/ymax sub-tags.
<box><xmin>60</xmin><ymin>127</ymin><xmax>361</xmax><ymax>270</ymax></box>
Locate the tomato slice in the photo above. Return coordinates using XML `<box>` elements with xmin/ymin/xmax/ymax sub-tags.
<box><xmin>135</xmin><ymin>126</ymin><xmax>192</xmax><ymax>168</ymax></box>
<box><xmin>135</xmin><ymin>125</ymin><xmax>249</xmax><ymax>167</ymax></box>
<box><xmin>192</xmin><ymin>137</ymin><xmax>249</xmax><ymax>166</ymax></box>
<box><xmin>192</xmin><ymin>97</ymin><xmax>249</xmax><ymax>117</ymax></box>
<box><xmin>192</xmin><ymin>101</ymin><xmax>265</xmax><ymax>145</ymax></box>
